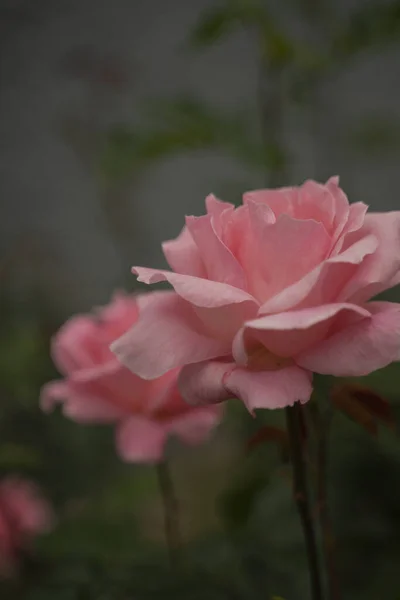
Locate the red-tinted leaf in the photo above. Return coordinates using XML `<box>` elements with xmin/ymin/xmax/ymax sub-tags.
<box><xmin>246</xmin><ymin>426</ymin><xmax>288</xmax><ymax>452</ymax></box>
<box><xmin>345</xmin><ymin>383</ymin><xmax>395</xmax><ymax>430</ymax></box>
<box><xmin>330</xmin><ymin>383</ymin><xmax>387</xmax><ymax>435</ymax></box>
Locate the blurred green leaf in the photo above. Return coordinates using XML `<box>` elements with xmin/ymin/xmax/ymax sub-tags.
<box><xmin>188</xmin><ymin>0</ymin><xmax>272</xmax><ymax>49</ymax></box>
<box><xmin>261</xmin><ymin>30</ymin><xmax>294</xmax><ymax>67</ymax></box>
<box><xmin>334</xmin><ymin>1</ymin><xmax>400</xmax><ymax>59</ymax></box>
<box><xmin>100</xmin><ymin>96</ymin><xmax>275</xmax><ymax>181</ymax></box>
<box><xmin>189</xmin><ymin>5</ymin><xmax>238</xmax><ymax>47</ymax></box>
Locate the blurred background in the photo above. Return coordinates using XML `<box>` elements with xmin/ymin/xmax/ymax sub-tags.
<box><xmin>1</xmin><ymin>0</ymin><xmax>400</xmax><ymax>598</ymax></box>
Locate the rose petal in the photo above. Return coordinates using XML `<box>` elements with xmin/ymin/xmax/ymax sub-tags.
<box><xmin>244</xmin><ymin>178</ymin><xmax>343</xmax><ymax>236</ymax></box>
<box><xmin>259</xmin><ymin>234</ymin><xmax>378</xmax><ymax>314</ymax></box>
<box><xmin>69</xmin><ymin>360</ymin><xmax>154</xmax><ymax>414</ymax></box>
<box><xmin>40</xmin><ymin>380</ymin><xmax>126</xmax><ymax>423</ymax></box>
<box><xmin>185</xmin><ymin>214</ymin><xmax>247</xmax><ymax>289</ymax></box>
<box><xmin>340</xmin><ymin>212</ymin><xmax>400</xmax><ymax>302</ymax></box>
<box><xmin>193</xmin><ymin>301</ymin><xmax>258</xmax><ymax>342</ymax></box>
<box><xmin>296</xmin><ymin>301</ymin><xmax>400</xmax><ymax>376</ymax></box>
<box><xmin>249</xmin><ymin>214</ymin><xmax>331</xmax><ymax>301</ymax></box>
<box><xmin>162</xmin><ymin>226</ymin><xmax>206</xmax><ymax>277</ymax></box>
<box><xmin>166</xmin><ymin>406</ymin><xmax>223</xmax><ymax>444</ymax></box>
<box><xmin>97</xmin><ymin>291</ymin><xmax>139</xmax><ymax>331</ymax></box>
<box><xmin>132</xmin><ymin>266</ymin><xmax>257</xmax><ymax>308</ymax></box>
<box><xmin>205</xmin><ymin>193</ymin><xmax>233</xmax><ymax>217</ymax></box>
<box><xmin>51</xmin><ymin>316</ymin><xmax>101</xmax><ymax>374</ymax></box>
<box><xmin>245</xmin><ymin>303</ymin><xmax>370</xmax><ymax>357</ymax></box>
<box><xmin>116</xmin><ymin>417</ymin><xmax>167</xmax><ymax>463</ymax></box>
<box><xmin>178</xmin><ymin>360</ymin><xmax>235</xmax><ymax>406</ymax></box>
<box><xmin>225</xmin><ymin>366</ymin><xmax>313</xmax><ymax>412</ymax></box>
<box><xmin>111</xmin><ymin>292</ymin><xmax>231</xmax><ymax>379</ymax></box>
<box><xmin>332</xmin><ymin>201</ymin><xmax>368</xmax><ymax>253</ymax></box>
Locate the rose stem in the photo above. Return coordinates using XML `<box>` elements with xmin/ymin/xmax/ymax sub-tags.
<box><xmin>314</xmin><ymin>404</ymin><xmax>341</xmax><ymax>600</ymax></box>
<box><xmin>156</xmin><ymin>460</ymin><xmax>181</xmax><ymax>569</ymax></box>
<box><xmin>285</xmin><ymin>402</ymin><xmax>324</xmax><ymax>600</ymax></box>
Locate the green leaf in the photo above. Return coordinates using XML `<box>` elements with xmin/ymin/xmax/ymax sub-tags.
<box><xmin>189</xmin><ymin>5</ymin><xmax>238</xmax><ymax>47</ymax></box>
<box><xmin>334</xmin><ymin>1</ymin><xmax>400</xmax><ymax>59</ymax></box>
<box><xmin>246</xmin><ymin>426</ymin><xmax>288</xmax><ymax>454</ymax></box>
<box><xmin>100</xmin><ymin>95</ymin><xmax>274</xmax><ymax>180</ymax></box>
<box><xmin>261</xmin><ymin>30</ymin><xmax>294</xmax><ymax>67</ymax></box>
<box><xmin>188</xmin><ymin>0</ymin><xmax>272</xmax><ymax>49</ymax></box>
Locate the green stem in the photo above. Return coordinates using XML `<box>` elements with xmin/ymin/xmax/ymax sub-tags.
<box><xmin>315</xmin><ymin>406</ymin><xmax>341</xmax><ymax>600</ymax></box>
<box><xmin>156</xmin><ymin>461</ymin><xmax>181</xmax><ymax>569</ymax></box>
<box><xmin>285</xmin><ymin>403</ymin><xmax>324</xmax><ymax>600</ymax></box>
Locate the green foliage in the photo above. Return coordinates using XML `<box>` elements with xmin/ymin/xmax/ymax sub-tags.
<box><xmin>334</xmin><ymin>0</ymin><xmax>400</xmax><ymax>59</ymax></box>
<box><xmin>101</xmin><ymin>96</ymin><xmax>275</xmax><ymax>183</ymax></box>
<box><xmin>188</xmin><ymin>4</ymin><xmax>239</xmax><ymax>47</ymax></box>
<box><xmin>188</xmin><ymin>0</ymin><xmax>271</xmax><ymax>49</ymax></box>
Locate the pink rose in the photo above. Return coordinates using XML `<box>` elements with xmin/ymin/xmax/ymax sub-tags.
<box><xmin>0</xmin><ymin>477</ymin><xmax>53</xmax><ymax>576</ymax></box>
<box><xmin>41</xmin><ymin>292</ymin><xmax>222</xmax><ymax>462</ymax></box>
<box><xmin>111</xmin><ymin>177</ymin><xmax>400</xmax><ymax>412</ymax></box>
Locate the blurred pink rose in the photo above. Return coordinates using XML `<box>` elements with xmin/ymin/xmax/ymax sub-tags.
<box><xmin>0</xmin><ymin>477</ymin><xmax>53</xmax><ymax>576</ymax></box>
<box><xmin>41</xmin><ymin>292</ymin><xmax>222</xmax><ymax>462</ymax></box>
<box><xmin>112</xmin><ymin>177</ymin><xmax>400</xmax><ymax>412</ymax></box>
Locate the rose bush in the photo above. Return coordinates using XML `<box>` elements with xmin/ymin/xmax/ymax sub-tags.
<box><xmin>112</xmin><ymin>177</ymin><xmax>400</xmax><ymax>412</ymax></box>
<box><xmin>41</xmin><ymin>292</ymin><xmax>222</xmax><ymax>462</ymax></box>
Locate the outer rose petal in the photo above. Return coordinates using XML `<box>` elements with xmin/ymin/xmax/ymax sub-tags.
<box><xmin>193</xmin><ymin>301</ymin><xmax>258</xmax><ymax>342</ymax></box>
<box><xmin>178</xmin><ymin>361</ymin><xmax>312</xmax><ymax>413</ymax></box>
<box><xmin>178</xmin><ymin>361</ymin><xmax>235</xmax><ymax>406</ymax></box>
<box><xmin>185</xmin><ymin>214</ymin><xmax>247</xmax><ymax>289</ymax></box>
<box><xmin>388</xmin><ymin>269</ymin><xmax>400</xmax><ymax>289</ymax></box>
<box><xmin>162</xmin><ymin>226</ymin><xmax>206</xmax><ymax>277</ymax></box>
<box><xmin>111</xmin><ymin>292</ymin><xmax>231</xmax><ymax>379</ymax></box>
<box><xmin>132</xmin><ymin>266</ymin><xmax>257</xmax><ymax>308</ymax></box>
<box><xmin>51</xmin><ymin>316</ymin><xmax>100</xmax><ymax>374</ymax></box>
<box><xmin>97</xmin><ymin>291</ymin><xmax>138</xmax><ymax>327</ymax></box>
<box><xmin>245</xmin><ymin>303</ymin><xmax>370</xmax><ymax>357</ymax></box>
<box><xmin>40</xmin><ymin>380</ymin><xmax>126</xmax><ymax>423</ymax></box>
<box><xmin>166</xmin><ymin>406</ymin><xmax>223</xmax><ymax>445</ymax></box>
<box><xmin>225</xmin><ymin>366</ymin><xmax>313</xmax><ymax>413</ymax></box>
<box><xmin>296</xmin><ymin>301</ymin><xmax>400</xmax><ymax>376</ymax></box>
<box><xmin>116</xmin><ymin>417</ymin><xmax>167</xmax><ymax>463</ymax></box>
<box><xmin>69</xmin><ymin>360</ymin><xmax>153</xmax><ymax>414</ymax></box>
<box><xmin>332</xmin><ymin>201</ymin><xmax>368</xmax><ymax>254</ymax></box>
<box><xmin>205</xmin><ymin>193</ymin><xmax>234</xmax><ymax>217</ymax></box>
<box><xmin>341</xmin><ymin>212</ymin><xmax>400</xmax><ymax>302</ymax></box>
